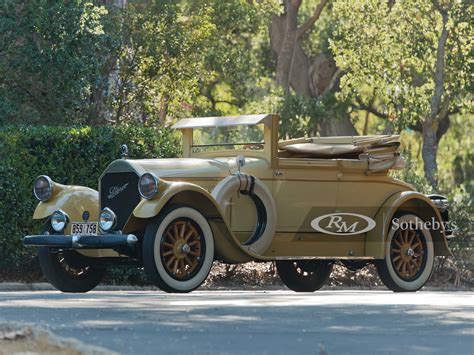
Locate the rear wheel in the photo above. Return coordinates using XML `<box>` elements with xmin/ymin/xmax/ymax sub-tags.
<box><xmin>143</xmin><ymin>205</ymin><xmax>214</xmax><ymax>293</ymax></box>
<box><xmin>376</xmin><ymin>213</ymin><xmax>434</xmax><ymax>292</ymax></box>
<box><xmin>38</xmin><ymin>247</ymin><xmax>105</xmax><ymax>293</ymax></box>
<box><xmin>276</xmin><ymin>260</ymin><xmax>333</xmax><ymax>292</ymax></box>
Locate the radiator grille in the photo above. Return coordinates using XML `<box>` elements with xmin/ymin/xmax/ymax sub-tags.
<box><xmin>100</xmin><ymin>172</ymin><xmax>141</xmax><ymax>231</ymax></box>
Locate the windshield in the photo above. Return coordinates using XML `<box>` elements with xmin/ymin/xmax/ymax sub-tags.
<box><xmin>192</xmin><ymin>124</ymin><xmax>265</xmax><ymax>152</ymax></box>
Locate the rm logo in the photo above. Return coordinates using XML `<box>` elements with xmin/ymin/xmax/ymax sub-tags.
<box><xmin>311</xmin><ymin>213</ymin><xmax>376</xmax><ymax>236</ymax></box>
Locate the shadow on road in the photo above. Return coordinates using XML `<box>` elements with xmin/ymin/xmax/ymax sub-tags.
<box><xmin>0</xmin><ymin>290</ymin><xmax>472</xmax><ymax>354</ymax></box>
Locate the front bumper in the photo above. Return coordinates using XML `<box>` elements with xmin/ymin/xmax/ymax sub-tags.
<box><xmin>23</xmin><ymin>233</ymin><xmax>138</xmax><ymax>249</ymax></box>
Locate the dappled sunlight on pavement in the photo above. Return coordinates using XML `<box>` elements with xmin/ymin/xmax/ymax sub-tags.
<box><xmin>0</xmin><ymin>290</ymin><xmax>472</xmax><ymax>354</ymax></box>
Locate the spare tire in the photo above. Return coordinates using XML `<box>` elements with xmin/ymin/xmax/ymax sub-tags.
<box><xmin>211</xmin><ymin>174</ymin><xmax>276</xmax><ymax>255</ymax></box>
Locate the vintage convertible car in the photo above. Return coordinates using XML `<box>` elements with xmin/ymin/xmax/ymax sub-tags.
<box><xmin>23</xmin><ymin>114</ymin><xmax>452</xmax><ymax>293</ymax></box>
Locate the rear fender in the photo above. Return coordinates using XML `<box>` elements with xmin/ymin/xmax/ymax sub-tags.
<box><xmin>131</xmin><ymin>181</ymin><xmax>254</xmax><ymax>263</ymax></box>
<box><xmin>366</xmin><ymin>191</ymin><xmax>451</xmax><ymax>258</ymax></box>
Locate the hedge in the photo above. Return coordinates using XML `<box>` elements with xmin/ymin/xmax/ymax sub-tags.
<box><xmin>0</xmin><ymin>125</ymin><xmax>179</xmax><ymax>273</ymax></box>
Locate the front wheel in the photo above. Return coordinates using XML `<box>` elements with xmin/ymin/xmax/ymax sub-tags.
<box><xmin>376</xmin><ymin>213</ymin><xmax>434</xmax><ymax>292</ymax></box>
<box><xmin>276</xmin><ymin>260</ymin><xmax>333</xmax><ymax>292</ymax></box>
<box><xmin>38</xmin><ymin>247</ymin><xmax>105</xmax><ymax>293</ymax></box>
<box><xmin>142</xmin><ymin>205</ymin><xmax>214</xmax><ymax>293</ymax></box>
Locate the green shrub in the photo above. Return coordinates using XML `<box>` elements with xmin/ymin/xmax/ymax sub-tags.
<box><xmin>0</xmin><ymin>125</ymin><xmax>179</xmax><ymax>274</ymax></box>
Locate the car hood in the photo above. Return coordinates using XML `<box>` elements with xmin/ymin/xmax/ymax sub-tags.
<box><xmin>102</xmin><ymin>157</ymin><xmax>268</xmax><ymax>179</ymax></box>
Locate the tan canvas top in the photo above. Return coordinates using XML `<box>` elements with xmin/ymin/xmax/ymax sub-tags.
<box><xmin>172</xmin><ymin>114</ymin><xmax>272</xmax><ymax>129</ymax></box>
<box><xmin>278</xmin><ymin>135</ymin><xmax>405</xmax><ymax>172</ymax></box>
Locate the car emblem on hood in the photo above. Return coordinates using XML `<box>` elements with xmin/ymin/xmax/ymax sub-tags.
<box><xmin>108</xmin><ymin>183</ymin><xmax>129</xmax><ymax>199</ymax></box>
<box><xmin>311</xmin><ymin>213</ymin><xmax>376</xmax><ymax>235</ymax></box>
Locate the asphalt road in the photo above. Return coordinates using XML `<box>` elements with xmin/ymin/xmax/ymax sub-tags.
<box><xmin>0</xmin><ymin>290</ymin><xmax>472</xmax><ymax>354</ymax></box>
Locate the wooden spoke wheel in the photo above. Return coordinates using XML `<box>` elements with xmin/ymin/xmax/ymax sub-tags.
<box><xmin>376</xmin><ymin>213</ymin><xmax>434</xmax><ymax>292</ymax></box>
<box><xmin>160</xmin><ymin>218</ymin><xmax>205</xmax><ymax>281</ymax></box>
<box><xmin>143</xmin><ymin>205</ymin><xmax>214</xmax><ymax>293</ymax></box>
<box><xmin>390</xmin><ymin>228</ymin><xmax>426</xmax><ymax>281</ymax></box>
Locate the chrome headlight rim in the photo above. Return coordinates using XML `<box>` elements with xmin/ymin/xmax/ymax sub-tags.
<box><xmin>33</xmin><ymin>175</ymin><xmax>53</xmax><ymax>202</ymax></box>
<box><xmin>51</xmin><ymin>209</ymin><xmax>69</xmax><ymax>232</ymax></box>
<box><xmin>99</xmin><ymin>207</ymin><xmax>117</xmax><ymax>232</ymax></box>
<box><xmin>138</xmin><ymin>172</ymin><xmax>160</xmax><ymax>200</ymax></box>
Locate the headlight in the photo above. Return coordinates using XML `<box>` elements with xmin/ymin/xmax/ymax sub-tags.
<box><xmin>33</xmin><ymin>175</ymin><xmax>53</xmax><ymax>201</ymax></box>
<box><xmin>51</xmin><ymin>210</ymin><xmax>68</xmax><ymax>232</ymax></box>
<box><xmin>99</xmin><ymin>207</ymin><xmax>117</xmax><ymax>232</ymax></box>
<box><xmin>138</xmin><ymin>173</ymin><xmax>159</xmax><ymax>199</ymax></box>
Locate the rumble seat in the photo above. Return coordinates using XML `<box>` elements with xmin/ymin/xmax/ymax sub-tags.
<box><xmin>278</xmin><ymin>135</ymin><xmax>405</xmax><ymax>172</ymax></box>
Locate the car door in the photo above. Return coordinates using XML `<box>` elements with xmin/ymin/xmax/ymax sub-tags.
<box><xmin>272</xmin><ymin>158</ymin><xmax>339</xmax><ymax>233</ymax></box>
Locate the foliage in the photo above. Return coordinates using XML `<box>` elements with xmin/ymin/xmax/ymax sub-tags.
<box><xmin>0</xmin><ymin>125</ymin><xmax>179</xmax><ymax>271</ymax></box>
<box><xmin>279</xmin><ymin>91</ymin><xmax>352</xmax><ymax>138</ymax></box>
<box><xmin>0</xmin><ymin>0</ymin><xmax>122</xmax><ymax>125</ymax></box>
<box><xmin>330</xmin><ymin>0</ymin><xmax>472</xmax><ymax>128</ymax></box>
<box><xmin>0</xmin><ymin>1</ymin><xmax>275</xmax><ymax>125</ymax></box>
<box><xmin>112</xmin><ymin>0</ymin><xmax>216</xmax><ymax>123</ymax></box>
<box><xmin>188</xmin><ymin>0</ymin><xmax>277</xmax><ymax>117</ymax></box>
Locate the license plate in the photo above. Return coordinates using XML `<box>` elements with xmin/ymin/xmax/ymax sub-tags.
<box><xmin>71</xmin><ymin>222</ymin><xmax>98</xmax><ymax>235</ymax></box>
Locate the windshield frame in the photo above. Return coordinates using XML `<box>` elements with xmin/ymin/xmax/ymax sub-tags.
<box><xmin>175</xmin><ymin>115</ymin><xmax>278</xmax><ymax>164</ymax></box>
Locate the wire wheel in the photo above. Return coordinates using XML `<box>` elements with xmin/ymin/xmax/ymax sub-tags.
<box><xmin>160</xmin><ymin>218</ymin><xmax>205</xmax><ymax>281</ymax></box>
<box><xmin>390</xmin><ymin>227</ymin><xmax>427</xmax><ymax>281</ymax></box>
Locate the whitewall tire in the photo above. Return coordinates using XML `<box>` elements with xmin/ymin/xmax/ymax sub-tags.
<box><xmin>143</xmin><ymin>205</ymin><xmax>214</xmax><ymax>293</ymax></box>
<box><xmin>376</xmin><ymin>213</ymin><xmax>434</xmax><ymax>292</ymax></box>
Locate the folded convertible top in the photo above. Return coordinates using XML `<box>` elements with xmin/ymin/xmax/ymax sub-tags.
<box><xmin>278</xmin><ymin>135</ymin><xmax>405</xmax><ymax>173</ymax></box>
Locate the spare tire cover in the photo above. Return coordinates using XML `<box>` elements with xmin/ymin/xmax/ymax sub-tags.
<box><xmin>211</xmin><ymin>174</ymin><xmax>276</xmax><ymax>255</ymax></box>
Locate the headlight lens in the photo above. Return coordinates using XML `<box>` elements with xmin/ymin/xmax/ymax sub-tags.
<box><xmin>99</xmin><ymin>207</ymin><xmax>116</xmax><ymax>232</ymax></box>
<box><xmin>33</xmin><ymin>175</ymin><xmax>53</xmax><ymax>201</ymax></box>
<box><xmin>138</xmin><ymin>173</ymin><xmax>159</xmax><ymax>199</ymax></box>
<box><xmin>51</xmin><ymin>210</ymin><xmax>68</xmax><ymax>232</ymax></box>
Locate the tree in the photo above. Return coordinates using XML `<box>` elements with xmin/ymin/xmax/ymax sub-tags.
<box><xmin>108</xmin><ymin>0</ymin><xmax>216</xmax><ymax>124</ymax></box>
<box><xmin>187</xmin><ymin>0</ymin><xmax>273</xmax><ymax>117</ymax></box>
<box><xmin>331</xmin><ymin>0</ymin><xmax>472</xmax><ymax>186</ymax></box>
<box><xmin>269</xmin><ymin>0</ymin><xmax>358</xmax><ymax>136</ymax></box>
<box><xmin>0</xmin><ymin>0</ymin><xmax>121</xmax><ymax>125</ymax></box>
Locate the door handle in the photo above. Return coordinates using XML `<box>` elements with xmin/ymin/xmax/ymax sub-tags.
<box><xmin>275</xmin><ymin>170</ymin><xmax>284</xmax><ymax>176</ymax></box>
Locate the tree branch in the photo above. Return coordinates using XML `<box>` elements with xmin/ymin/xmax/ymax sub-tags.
<box><xmin>356</xmin><ymin>98</ymin><xmax>389</xmax><ymax>120</ymax></box>
<box><xmin>297</xmin><ymin>0</ymin><xmax>330</xmax><ymax>38</ymax></box>
<box><xmin>429</xmin><ymin>0</ymin><xmax>449</xmax><ymax>122</ymax></box>
<box><xmin>321</xmin><ymin>68</ymin><xmax>342</xmax><ymax>96</ymax></box>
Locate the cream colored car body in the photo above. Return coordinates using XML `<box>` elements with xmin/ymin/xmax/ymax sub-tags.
<box><xmin>33</xmin><ymin>114</ymin><xmax>450</xmax><ymax>262</ymax></box>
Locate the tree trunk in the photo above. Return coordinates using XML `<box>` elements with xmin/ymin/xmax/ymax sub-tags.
<box><xmin>269</xmin><ymin>0</ymin><xmax>357</xmax><ymax>136</ymax></box>
<box><xmin>421</xmin><ymin>121</ymin><xmax>439</xmax><ymax>187</ymax></box>
<box><xmin>421</xmin><ymin>2</ymin><xmax>449</xmax><ymax>187</ymax></box>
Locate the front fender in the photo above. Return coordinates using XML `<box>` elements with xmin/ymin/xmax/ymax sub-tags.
<box><xmin>33</xmin><ymin>185</ymin><xmax>120</xmax><ymax>258</ymax></box>
<box><xmin>366</xmin><ymin>191</ymin><xmax>451</xmax><ymax>258</ymax></box>
<box><xmin>131</xmin><ymin>181</ymin><xmax>255</xmax><ymax>263</ymax></box>
<box><xmin>33</xmin><ymin>185</ymin><xmax>99</xmax><ymax>223</ymax></box>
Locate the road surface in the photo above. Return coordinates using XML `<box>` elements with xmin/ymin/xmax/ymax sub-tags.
<box><xmin>0</xmin><ymin>290</ymin><xmax>472</xmax><ymax>354</ymax></box>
